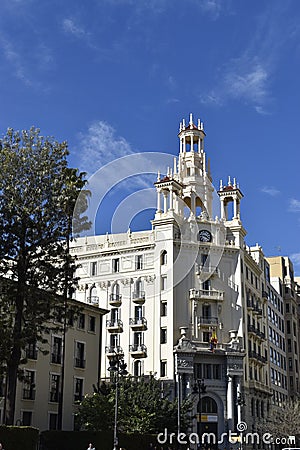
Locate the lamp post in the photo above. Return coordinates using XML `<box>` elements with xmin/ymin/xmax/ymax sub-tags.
<box><xmin>193</xmin><ymin>378</ymin><xmax>206</xmax><ymax>449</ymax></box>
<box><xmin>236</xmin><ymin>390</ymin><xmax>245</xmax><ymax>450</ymax></box>
<box><xmin>108</xmin><ymin>354</ymin><xmax>128</xmax><ymax>450</ymax></box>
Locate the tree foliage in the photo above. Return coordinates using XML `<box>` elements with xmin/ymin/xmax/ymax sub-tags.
<box><xmin>77</xmin><ymin>375</ymin><xmax>192</xmax><ymax>435</ymax></box>
<box><xmin>259</xmin><ymin>398</ymin><xmax>300</xmax><ymax>442</ymax></box>
<box><xmin>0</xmin><ymin>126</ymin><xmax>90</xmax><ymax>424</ymax></box>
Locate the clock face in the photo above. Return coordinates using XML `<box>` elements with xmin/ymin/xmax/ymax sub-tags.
<box><xmin>199</xmin><ymin>230</ymin><xmax>212</xmax><ymax>242</ymax></box>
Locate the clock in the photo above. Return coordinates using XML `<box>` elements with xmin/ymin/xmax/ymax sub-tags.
<box><xmin>199</xmin><ymin>230</ymin><xmax>212</xmax><ymax>242</ymax></box>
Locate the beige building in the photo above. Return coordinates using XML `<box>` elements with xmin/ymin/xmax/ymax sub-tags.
<box><xmin>0</xmin><ymin>300</ymin><xmax>107</xmax><ymax>431</ymax></box>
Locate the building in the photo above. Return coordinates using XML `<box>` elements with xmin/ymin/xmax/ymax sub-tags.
<box><xmin>71</xmin><ymin>114</ymin><xmax>297</xmax><ymax>443</ymax></box>
<box><xmin>0</xmin><ymin>300</ymin><xmax>107</xmax><ymax>431</ymax></box>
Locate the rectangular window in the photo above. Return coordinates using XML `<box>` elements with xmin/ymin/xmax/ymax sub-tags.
<box><xmin>91</xmin><ymin>261</ymin><xmax>97</xmax><ymax>276</ymax></box>
<box><xmin>74</xmin><ymin>378</ymin><xmax>84</xmax><ymax>402</ymax></box>
<box><xmin>22</xmin><ymin>411</ymin><xmax>32</xmax><ymax>426</ymax></box>
<box><xmin>286</xmin><ymin>303</ymin><xmax>290</xmax><ymax>313</ymax></box>
<box><xmin>51</xmin><ymin>336</ymin><xmax>62</xmax><ymax>364</ymax></box>
<box><xmin>110</xmin><ymin>333</ymin><xmax>119</xmax><ymax>349</ymax></box>
<box><xmin>203</xmin><ymin>364</ymin><xmax>212</xmax><ymax>379</ymax></box>
<box><xmin>160</xmin><ymin>328</ymin><xmax>167</xmax><ymax>344</ymax></box>
<box><xmin>213</xmin><ymin>364</ymin><xmax>221</xmax><ymax>379</ymax></box>
<box><xmin>23</xmin><ymin>370</ymin><xmax>35</xmax><ymax>400</ymax></box>
<box><xmin>160</xmin><ymin>361</ymin><xmax>167</xmax><ymax>377</ymax></box>
<box><xmin>161</xmin><ymin>301</ymin><xmax>167</xmax><ymax>317</ymax></box>
<box><xmin>49</xmin><ymin>374</ymin><xmax>60</xmax><ymax>403</ymax></box>
<box><xmin>74</xmin><ymin>342</ymin><xmax>85</xmax><ymax>369</ymax></box>
<box><xmin>287</xmin><ymin>320</ymin><xmax>291</xmax><ymax>334</ymax></box>
<box><xmin>112</xmin><ymin>258</ymin><xmax>120</xmax><ymax>273</ymax></box>
<box><xmin>89</xmin><ymin>316</ymin><xmax>96</xmax><ymax>332</ymax></box>
<box><xmin>161</xmin><ymin>276</ymin><xmax>167</xmax><ymax>291</ymax></box>
<box><xmin>135</xmin><ymin>255</ymin><xmax>143</xmax><ymax>270</ymax></box>
<box><xmin>203</xmin><ymin>332</ymin><xmax>210</xmax><ymax>342</ymax></box>
<box><xmin>78</xmin><ymin>313</ymin><xmax>85</xmax><ymax>330</ymax></box>
<box><xmin>49</xmin><ymin>413</ymin><xmax>58</xmax><ymax>430</ymax></box>
<box><xmin>26</xmin><ymin>341</ymin><xmax>37</xmax><ymax>360</ymax></box>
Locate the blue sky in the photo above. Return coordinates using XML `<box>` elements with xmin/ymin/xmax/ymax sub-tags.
<box><xmin>1</xmin><ymin>0</ymin><xmax>300</xmax><ymax>273</ymax></box>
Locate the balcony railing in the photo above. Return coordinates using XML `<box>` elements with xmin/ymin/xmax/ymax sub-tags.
<box><xmin>132</xmin><ymin>291</ymin><xmax>145</xmax><ymax>304</ymax></box>
<box><xmin>247</xmin><ymin>324</ymin><xmax>265</xmax><ymax>339</ymax></box>
<box><xmin>105</xmin><ymin>346</ymin><xmax>124</xmax><ymax>357</ymax></box>
<box><xmin>196</xmin><ymin>265</ymin><xmax>220</xmax><ymax>277</ymax></box>
<box><xmin>106</xmin><ymin>319</ymin><xmax>123</xmax><ymax>332</ymax></box>
<box><xmin>129</xmin><ymin>317</ymin><xmax>147</xmax><ymax>330</ymax></box>
<box><xmin>87</xmin><ymin>296</ymin><xmax>99</xmax><ymax>305</ymax></box>
<box><xmin>189</xmin><ymin>289</ymin><xmax>224</xmax><ymax>301</ymax></box>
<box><xmin>22</xmin><ymin>388</ymin><xmax>36</xmax><ymax>400</ymax></box>
<box><xmin>109</xmin><ymin>293</ymin><xmax>122</xmax><ymax>307</ymax></box>
<box><xmin>129</xmin><ymin>344</ymin><xmax>147</xmax><ymax>358</ymax></box>
<box><xmin>74</xmin><ymin>358</ymin><xmax>86</xmax><ymax>369</ymax></box>
<box><xmin>50</xmin><ymin>391</ymin><xmax>59</xmax><ymax>403</ymax></box>
<box><xmin>199</xmin><ymin>316</ymin><xmax>218</xmax><ymax>326</ymax></box>
<box><xmin>249</xmin><ymin>351</ymin><xmax>267</xmax><ymax>364</ymax></box>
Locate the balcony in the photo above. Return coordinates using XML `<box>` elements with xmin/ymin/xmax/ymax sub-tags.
<box><xmin>249</xmin><ymin>380</ymin><xmax>272</xmax><ymax>395</ymax></box>
<box><xmin>132</xmin><ymin>291</ymin><xmax>145</xmax><ymax>304</ymax></box>
<box><xmin>109</xmin><ymin>293</ymin><xmax>122</xmax><ymax>307</ymax></box>
<box><xmin>248</xmin><ymin>351</ymin><xmax>267</xmax><ymax>364</ymax></box>
<box><xmin>247</xmin><ymin>299</ymin><xmax>254</xmax><ymax>310</ymax></box>
<box><xmin>196</xmin><ymin>265</ymin><xmax>220</xmax><ymax>279</ymax></box>
<box><xmin>22</xmin><ymin>388</ymin><xmax>36</xmax><ymax>400</ymax></box>
<box><xmin>247</xmin><ymin>324</ymin><xmax>266</xmax><ymax>340</ymax></box>
<box><xmin>74</xmin><ymin>358</ymin><xmax>86</xmax><ymax>369</ymax></box>
<box><xmin>87</xmin><ymin>295</ymin><xmax>99</xmax><ymax>305</ymax></box>
<box><xmin>199</xmin><ymin>316</ymin><xmax>218</xmax><ymax>326</ymax></box>
<box><xmin>105</xmin><ymin>346</ymin><xmax>124</xmax><ymax>358</ymax></box>
<box><xmin>129</xmin><ymin>344</ymin><xmax>147</xmax><ymax>358</ymax></box>
<box><xmin>129</xmin><ymin>317</ymin><xmax>147</xmax><ymax>331</ymax></box>
<box><xmin>106</xmin><ymin>319</ymin><xmax>123</xmax><ymax>333</ymax></box>
<box><xmin>189</xmin><ymin>289</ymin><xmax>224</xmax><ymax>301</ymax></box>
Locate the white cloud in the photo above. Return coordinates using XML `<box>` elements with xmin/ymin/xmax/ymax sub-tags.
<box><xmin>261</xmin><ymin>186</ymin><xmax>280</xmax><ymax>196</ymax></box>
<box><xmin>0</xmin><ymin>37</ymin><xmax>31</xmax><ymax>86</ymax></box>
<box><xmin>289</xmin><ymin>198</ymin><xmax>300</xmax><ymax>212</ymax></box>
<box><xmin>62</xmin><ymin>18</ymin><xmax>87</xmax><ymax>39</ymax></box>
<box><xmin>77</xmin><ymin>121</ymin><xmax>134</xmax><ymax>174</ymax></box>
<box><xmin>199</xmin><ymin>0</ymin><xmax>222</xmax><ymax>19</ymax></box>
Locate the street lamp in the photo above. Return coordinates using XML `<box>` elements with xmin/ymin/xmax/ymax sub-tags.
<box><xmin>193</xmin><ymin>378</ymin><xmax>206</xmax><ymax>449</ymax></box>
<box><xmin>236</xmin><ymin>391</ymin><xmax>245</xmax><ymax>450</ymax></box>
<box><xmin>108</xmin><ymin>354</ymin><xmax>128</xmax><ymax>450</ymax></box>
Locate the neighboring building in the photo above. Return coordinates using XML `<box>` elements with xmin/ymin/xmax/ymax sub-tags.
<box><xmin>267</xmin><ymin>256</ymin><xmax>300</xmax><ymax>398</ymax></box>
<box><xmin>0</xmin><ymin>300</ymin><xmax>107</xmax><ymax>431</ymax></box>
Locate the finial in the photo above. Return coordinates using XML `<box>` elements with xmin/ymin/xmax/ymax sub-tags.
<box><xmin>228</xmin><ymin>175</ymin><xmax>231</xmax><ymax>186</ymax></box>
<box><xmin>189</xmin><ymin>113</ymin><xmax>193</xmax><ymax>127</ymax></box>
<box><xmin>167</xmin><ymin>166</ymin><xmax>170</xmax><ymax>177</ymax></box>
<box><xmin>182</xmin><ymin>119</ymin><xmax>186</xmax><ymax>129</ymax></box>
<box><xmin>173</xmin><ymin>157</ymin><xmax>177</xmax><ymax>175</ymax></box>
<box><xmin>157</xmin><ymin>171</ymin><xmax>161</xmax><ymax>182</ymax></box>
<box><xmin>198</xmin><ymin>119</ymin><xmax>201</xmax><ymax>130</ymax></box>
<box><xmin>200</xmin><ymin>121</ymin><xmax>204</xmax><ymax>130</ymax></box>
<box><xmin>220</xmin><ymin>179</ymin><xmax>223</xmax><ymax>190</ymax></box>
<box><xmin>179</xmin><ymin>122</ymin><xmax>182</xmax><ymax>132</ymax></box>
<box><xmin>233</xmin><ymin>177</ymin><xmax>236</xmax><ymax>188</ymax></box>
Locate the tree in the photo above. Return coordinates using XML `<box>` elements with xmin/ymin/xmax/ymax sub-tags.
<box><xmin>259</xmin><ymin>399</ymin><xmax>300</xmax><ymax>444</ymax></box>
<box><xmin>77</xmin><ymin>375</ymin><xmax>192</xmax><ymax>434</ymax></box>
<box><xmin>0</xmin><ymin>127</ymin><xmax>90</xmax><ymax>425</ymax></box>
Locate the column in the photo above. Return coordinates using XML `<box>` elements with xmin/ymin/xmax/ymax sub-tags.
<box><xmin>156</xmin><ymin>189</ymin><xmax>162</xmax><ymax>213</ymax></box>
<box><xmin>191</xmin><ymin>134</ymin><xmax>194</xmax><ymax>152</ymax></box>
<box><xmin>233</xmin><ymin>198</ymin><xmax>237</xmax><ymax>219</ymax></box>
<box><xmin>220</xmin><ymin>198</ymin><xmax>226</xmax><ymax>220</ymax></box>
<box><xmin>227</xmin><ymin>375</ymin><xmax>233</xmax><ymax>431</ymax></box>
<box><xmin>163</xmin><ymin>191</ymin><xmax>168</xmax><ymax>213</ymax></box>
<box><xmin>190</xmin><ymin>192</ymin><xmax>196</xmax><ymax>218</ymax></box>
<box><xmin>237</xmin><ymin>379</ymin><xmax>242</xmax><ymax>425</ymax></box>
<box><xmin>169</xmin><ymin>187</ymin><xmax>174</xmax><ymax>211</ymax></box>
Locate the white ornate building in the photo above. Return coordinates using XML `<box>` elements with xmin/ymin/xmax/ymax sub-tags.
<box><xmin>71</xmin><ymin>114</ymin><xmax>298</xmax><ymax>444</ymax></box>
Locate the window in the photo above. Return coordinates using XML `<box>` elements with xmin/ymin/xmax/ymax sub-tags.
<box><xmin>133</xmin><ymin>360</ymin><xmax>142</xmax><ymax>377</ymax></box>
<box><xmin>49</xmin><ymin>374</ymin><xmax>60</xmax><ymax>403</ymax></box>
<box><xmin>74</xmin><ymin>378</ymin><xmax>84</xmax><ymax>402</ymax></box>
<box><xmin>78</xmin><ymin>313</ymin><xmax>85</xmax><ymax>330</ymax></box>
<box><xmin>22</xmin><ymin>411</ymin><xmax>32</xmax><ymax>426</ymax></box>
<box><xmin>203</xmin><ymin>364</ymin><xmax>212</xmax><ymax>379</ymax></box>
<box><xmin>160</xmin><ymin>361</ymin><xmax>167</xmax><ymax>377</ymax></box>
<box><xmin>74</xmin><ymin>342</ymin><xmax>85</xmax><ymax>369</ymax></box>
<box><xmin>161</xmin><ymin>276</ymin><xmax>167</xmax><ymax>291</ymax></box>
<box><xmin>51</xmin><ymin>336</ymin><xmax>62</xmax><ymax>364</ymax></box>
<box><xmin>161</xmin><ymin>301</ymin><xmax>167</xmax><ymax>317</ymax></box>
<box><xmin>26</xmin><ymin>341</ymin><xmax>37</xmax><ymax>360</ymax></box>
<box><xmin>203</xmin><ymin>332</ymin><xmax>210</xmax><ymax>342</ymax></box>
<box><xmin>112</xmin><ymin>258</ymin><xmax>120</xmax><ymax>273</ymax></box>
<box><xmin>91</xmin><ymin>261</ymin><xmax>97</xmax><ymax>276</ymax></box>
<box><xmin>288</xmin><ymin>339</ymin><xmax>292</xmax><ymax>353</ymax></box>
<box><xmin>110</xmin><ymin>333</ymin><xmax>119</xmax><ymax>349</ymax></box>
<box><xmin>202</xmin><ymin>280</ymin><xmax>211</xmax><ymax>291</ymax></box>
<box><xmin>135</xmin><ymin>255</ymin><xmax>143</xmax><ymax>270</ymax></box>
<box><xmin>23</xmin><ymin>370</ymin><xmax>35</xmax><ymax>400</ymax></box>
<box><xmin>89</xmin><ymin>316</ymin><xmax>96</xmax><ymax>333</ymax></box>
<box><xmin>287</xmin><ymin>320</ymin><xmax>291</xmax><ymax>334</ymax></box>
<box><xmin>161</xmin><ymin>250</ymin><xmax>167</xmax><ymax>265</ymax></box>
<box><xmin>160</xmin><ymin>328</ymin><xmax>167</xmax><ymax>344</ymax></box>
<box><xmin>49</xmin><ymin>413</ymin><xmax>58</xmax><ymax>430</ymax></box>
<box><xmin>286</xmin><ymin>303</ymin><xmax>290</xmax><ymax>313</ymax></box>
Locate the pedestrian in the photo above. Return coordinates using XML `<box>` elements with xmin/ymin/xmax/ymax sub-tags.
<box><xmin>87</xmin><ymin>444</ymin><xmax>95</xmax><ymax>450</ymax></box>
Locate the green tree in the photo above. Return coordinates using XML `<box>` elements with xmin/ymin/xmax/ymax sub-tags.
<box><xmin>77</xmin><ymin>376</ymin><xmax>192</xmax><ymax>434</ymax></box>
<box><xmin>0</xmin><ymin>127</ymin><xmax>90</xmax><ymax>425</ymax></box>
<box><xmin>260</xmin><ymin>399</ymin><xmax>300</xmax><ymax>444</ymax></box>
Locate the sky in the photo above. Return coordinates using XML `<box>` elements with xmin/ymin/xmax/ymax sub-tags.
<box><xmin>1</xmin><ymin>0</ymin><xmax>300</xmax><ymax>273</ymax></box>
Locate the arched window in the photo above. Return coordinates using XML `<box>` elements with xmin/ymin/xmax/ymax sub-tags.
<box><xmin>135</xmin><ymin>278</ymin><xmax>143</xmax><ymax>296</ymax></box>
<box><xmin>133</xmin><ymin>360</ymin><xmax>142</xmax><ymax>377</ymax></box>
<box><xmin>161</xmin><ymin>250</ymin><xmax>167</xmax><ymax>265</ymax></box>
<box><xmin>198</xmin><ymin>396</ymin><xmax>217</xmax><ymax>414</ymax></box>
<box><xmin>112</xmin><ymin>283</ymin><xmax>120</xmax><ymax>296</ymax></box>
